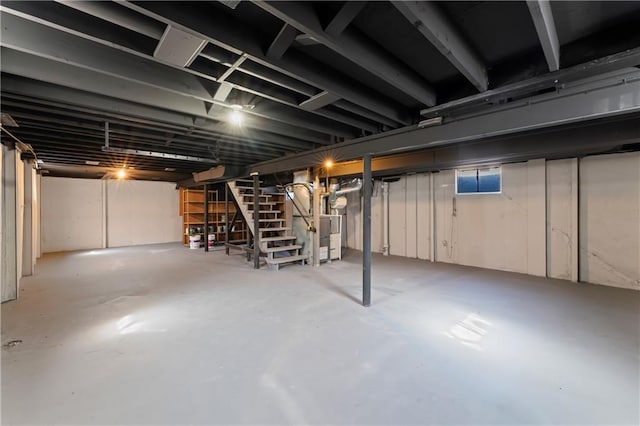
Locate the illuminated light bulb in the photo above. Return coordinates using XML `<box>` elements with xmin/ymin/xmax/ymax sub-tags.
<box><xmin>324</xmin><ymin>159</ymin><xmax>333</xmax><ymax>169</ymax></box>
<box><xmin>229</xmin><ymin>109</ymin><xmax>243</xmax><ymax>126</ymax></box>
<box><xmin>116</xmin><ymin>169</ymin><xmax>126</xmax><ymax>179</ymax></box>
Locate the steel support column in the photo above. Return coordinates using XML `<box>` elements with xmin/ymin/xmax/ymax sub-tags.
<box><xmin>204</xmin><ymin>183</ymin><xmax>209</xmax><ymax>252</ymax></box>
<box><xmin>225</xmin><ymin>182</ymin><xmax>230</xmax><ymax>255</ymax></box>
<box><xmin>362</xmin><ymin>154</ymin><xmax>372</xmax><ymax>307</ymax></box>
<box><xmin>252</xmin><ymin>173</ymin><xmax>260</xmax><ymax>269</ymax></box>
<box><xmin>313</xmin><ymin>173</ymin><xmax>321</xmax><ymax>267</ymax></box>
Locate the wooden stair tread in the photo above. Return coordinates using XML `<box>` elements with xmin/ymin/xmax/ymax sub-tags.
<box><xmin>265</xmin><ymin>254</ymin><xmax>308</xmax><ymax>264</ymax></box>
<box><xmin>263</xmin><ymin>244</ymin><xmax>302</xmax><ymax>253</ymax></box>
<box><xmin>261</xmin><ymin>236</ymin><xmax>296</xmax><ymax>242</ymax></box>
<box><xmin>259</xmin><ymin>227</ymin><xmax>290</xmax><ymax>232</ymax></box>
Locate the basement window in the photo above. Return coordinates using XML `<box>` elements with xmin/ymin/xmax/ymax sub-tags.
<box><xmin>455</xmin><ymin>166</ymin><xmax>501</xmax><ymax>194</ymax></box>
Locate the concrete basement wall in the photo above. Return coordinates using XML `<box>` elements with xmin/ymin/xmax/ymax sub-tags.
<box><xmin>42</xmin><ymin>177</ymin><xmax>103</xmax><ymax>253</ymax></box>
<box><xmin>106</xmin><ymin>180</ymin><xmax>181</xmax><ymax>247</ymax></box>
<box><xmin>345</xmin><ymin>153</ymin><xmax>640</xmax><ymax>290</ymax></box>
<box><xmin>580</xmin><ymin>153</ymin><xmax>640</xmax><ymax>289</ymax></box>
<box><xmin>41</xmin><ymin>177</ymin><xmax>181</xmax><ymax>253</ymax></box>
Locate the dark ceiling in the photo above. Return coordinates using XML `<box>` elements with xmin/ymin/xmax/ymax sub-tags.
<box><xmin>1</xmin><ymin>1</ymin><xmax>639</xmax><ymax>181</ymax></box>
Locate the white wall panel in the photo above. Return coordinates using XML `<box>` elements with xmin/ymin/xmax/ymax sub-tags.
<box><xmin>580</xmin><ymin>153</ymin><xmax>640</xmax><ymax>290</ymax></box>
<box><xmin>15</xmin><ymin>155</ymin><xmax>24</xmax><ymax>281</ymax></box>
<box><xmin>527</xmin><ymin>159</ymin><xmax>547</xmax><ymax>276</ymax></box>
<box><xmin>42</xmin><ymin>177</ymin><xmax>103</xmax><ymax>253</ymax></box>
<box><xmin>435</xmin><ymin>163</ymin><xmax>535</xmax><ymax>274</ymax></box>
<box><xmin>405</xmin><ymin>175</ymin><xmax>418</xmax><ymax>258</ymax></box>
<box><xmin>416</xmin><ymin>173</ymin><xmax>431</xmax><ymax>260</ymax></box>
<box><xmin>389</xmin><ymin>178</ymin><xmax>407</xmax><ymax>256</ymax></box>
<box><xmin>107</xmin><ymin>180</ymin><xmax>181</xmax><ymax>247</ymax></box>
<box><xmin>546</xmin><ymin>159</ymin><xmax>577</xmax><ymax>280</ymax></box>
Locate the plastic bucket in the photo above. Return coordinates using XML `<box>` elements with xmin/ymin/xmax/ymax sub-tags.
<box><xmin>208</xmin><ymin>234</ymin><xmax>216</xmax><ymax>248</ymax></box>
<box><xmin>189</xmin><ymin>235</ymin><xmax>201</xmax><ymax>249</ymax></box>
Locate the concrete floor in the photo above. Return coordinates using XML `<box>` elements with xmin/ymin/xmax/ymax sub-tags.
<box><xmin>2</xmin><ymin>243</ymin><xmax>639</xmax><ymax>425</ymax></box>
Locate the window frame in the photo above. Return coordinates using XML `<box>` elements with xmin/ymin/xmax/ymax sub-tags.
<box><xmin>455</xmin><ymin>166</ymin><xmax>502</xmax><ymax>195</ymax></box>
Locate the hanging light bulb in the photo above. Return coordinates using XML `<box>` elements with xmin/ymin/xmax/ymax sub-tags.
<box><xmin>229</xmin><ymin>107</ymin><xmax>243</xmax><ymax>126</ymax></box>
<box><xmin>116</xmin><ymin>169</ymin><xmax>126</xmax><ymax>179</ymax></box>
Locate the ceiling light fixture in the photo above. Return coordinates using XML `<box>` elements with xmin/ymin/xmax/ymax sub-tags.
<box><xmin>116</xmin><ymin>169</ymin><xmax>126</xmax><ymax>179</ymax></box>
<box><xmin>229</xmin><ymin>105</ymin><xmax>243</xmax><ymax>126</ymax></box>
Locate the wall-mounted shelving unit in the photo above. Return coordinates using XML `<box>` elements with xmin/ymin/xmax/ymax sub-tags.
<box><xmin>179</xmin><ymin>187</ymin><xmax>247</xmax><ymax>247</ymax></box>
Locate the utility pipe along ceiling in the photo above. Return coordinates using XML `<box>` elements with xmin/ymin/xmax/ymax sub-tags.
<box><xmin>1</xmin><ymin>1</ymin><xmax>639</xmax><ymax>181</ymax></box>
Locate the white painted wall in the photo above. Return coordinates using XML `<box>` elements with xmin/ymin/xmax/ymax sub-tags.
<box><xmin>106</xmin><ymin>180</ymin><xmax>181</xmax><ymax>247</ymax></box>
<box><xmin>16</xmin><ymin>155</ymin><xmax>24</xmax><ymax>282</ymax></box>
<box><xmin>546</xmin><ymin>159</ymin><xmax>579</xmax><ymax>281</ymax></box>
<box><xmin>434</xmin><ymin>160</ymin><xmax>546</xmax><ymax>276</ymax></box>
<box><xmin>42</xmin><ymin>177</ymin><xmax>103</xmax><ymax>253</ymax></box>
<box><xmin>345</xmin><ymin>153</ymin><xmax>640</xmax><ymax>290</ymax></box>
<box><xmin>580</xmin><ymin>153</ymin><xmax>640</xmax><ymax>290</ymax></box>
<box><xmin>42</xmin><ymin>177</ymin><xmax>181</xmax><ymax>253</ymax></box>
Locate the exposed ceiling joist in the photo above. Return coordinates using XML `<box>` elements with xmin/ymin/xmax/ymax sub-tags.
<box><xmin>217</xmin><ymin>54</ymin><xmax>248</xmax><ymax>82</ymax></box>
<box><xmin>393</xmin><ymin>1</ymin><xmax>488</xmax><ymax>92</ymax></box>
<box><xmin>527</xmin><ymin>0</ymin><xmax>560</xmax><ymax>72</ymax></box>
<box><xmin>420</xmin><ymin>48</ymin><xmax>640</xmax><ymax>117</ymax></box>
<box><xmin>299</xmin><ymin>91</ymin><xmax>342</xmax><ymax>111</ymax></box>
<box><xmin>1</xmin><ymin>75</ymin><xmax>318</xmax><ymax>152</ymax></box>
<box><xmin>266</xmin><ymin>23</ymin><xmax>298</xmax><ymax>60</ymax></box>
<box><xmin>325</xmin><ymin>1</ymin><xmax>367</xmax><ymax>36</ymax></box>
<box><xmin>249</xmin><ymin>70</ymin><xmax>640</xmax><ymax>175</ymax></box>
<box><xmin>120</xmin><ymin>1</ymin><xmax>411</xmax><ymax>125</ymax></box>
<box><xmin>254</xmin><ymin>1</ymin><xmax>437</xmax><ymax>106</ymax></box>
<box><xmin>1</xmin><ymin>48</ymin><xmax>336</xmax><ymax>143</ymax></box>
<box><xmin>54</xmin><ymin>0</ymin><xmax>164</xmax><ymax>39</ymax></box>
<box><xmin>1</xmin><ymin>7</ymin><xmax>369</xmax><ymax>135</ymax></box>
<box><xmin>213</xmin><ymin>82</ymin><xmax>234</xmax><ymax>102</ymax></box>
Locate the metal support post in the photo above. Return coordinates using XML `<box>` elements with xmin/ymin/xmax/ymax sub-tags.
<box><xmin>225</xmin><ymin>182</ymin><xmax>230</xmax><ymax>255</ymax></box>
<box><xmin>204</xmin><ymin>184</ymin><xmax>209</xmax><ymax>252</ymax></box>
<box><xmin>313</xmin><ymin>173</ymin><xmax>321</xmax><ymax>267</ymax></box>
<box><xmin>252</xmin><ymin>173</ymin><xmax>260</xmax><ymax>269</ymax></box>
<box><xmin>363</xmin><ymin>154</ymin><xmax>372</xmax><ymax>307</ymax></box>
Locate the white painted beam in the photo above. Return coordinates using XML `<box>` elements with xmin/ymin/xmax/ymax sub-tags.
<box><xmin>299</xmin><ymin>91</ymin><xmax>341</xmax><ymax>111</ymax></box>
<box><xmin>393</xmin><ymin>1</ymin><xmax>488</xmax><ymax>92</ymax></box>
<box><xmin>527</xmin><ymin>0</ymin><xmax>560</xmax><ymax>72</ymax></box>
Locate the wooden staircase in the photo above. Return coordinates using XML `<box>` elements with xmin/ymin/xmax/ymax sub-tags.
<box><xmin>227</xmin><ymin>179</ymin><xmax>307</xmax><ymax>270</ymax></box>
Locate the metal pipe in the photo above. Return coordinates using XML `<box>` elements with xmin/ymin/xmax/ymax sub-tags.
<box><xmin>252</xmin><ymin>173</ymin><xmax>260</xmax><ymax>269</ymax></box>
<box><xmin>363</xmin><ymin>154</ymin><xmax>372</xmax><ymax>307</ymax></box>
<box><xmin>382</xmin><ymin>181</ymin><xmax>389</xmax><ymax>256</ymax></box>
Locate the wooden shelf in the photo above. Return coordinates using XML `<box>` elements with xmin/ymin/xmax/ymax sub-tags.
<box><xmin>180</xmin><ymin>187</ymin><xmax>248</xmax><ymax>247</ymax></box>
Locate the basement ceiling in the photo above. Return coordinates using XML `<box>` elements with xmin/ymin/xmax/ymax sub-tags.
<box><xmin>1</xmin><ymin>1</ymin><xmax>639</xmax><ymax>180</ymax></box>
